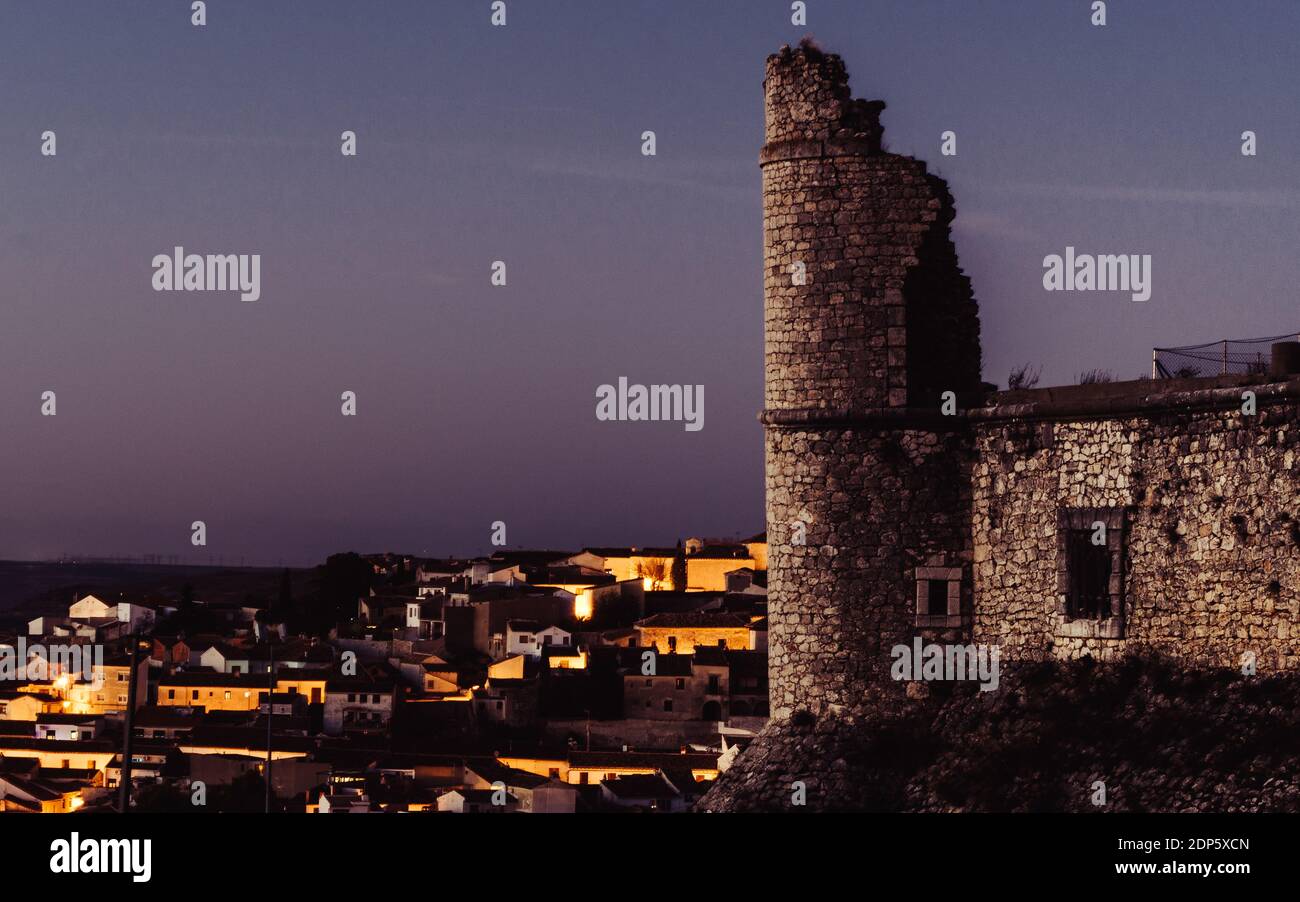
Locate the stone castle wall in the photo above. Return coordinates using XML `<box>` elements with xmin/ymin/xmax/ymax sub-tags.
<box><xmin>699</xmin><ymin>41</ymin><xmax>1299</xmax><ymax>812</ymax></box>
<box><xmin>972</xmin><ymin>382</ymin><xmax>1300</xmax><ymax>670</ymax></box>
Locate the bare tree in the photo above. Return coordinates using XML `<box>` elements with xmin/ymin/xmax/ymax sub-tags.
<box><xmin>635</xmin><ymin>557</ymin><xmax>670</xmax><ymax>590</ymax></box>
<box><xmin>1007</xmin><ymin>363</ymin><xmax>1041</xmax><ymax>390</ymax></box>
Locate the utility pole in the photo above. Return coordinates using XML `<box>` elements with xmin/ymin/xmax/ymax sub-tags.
<box><xmin>264</xmin><ymin>641</ymin><xmax>274</xmax><ymax>814</ymax></box>
<box><xmin>117</xmin><ymin>634</ymin><xmax>143</xmax><ymax>812</ymax></box>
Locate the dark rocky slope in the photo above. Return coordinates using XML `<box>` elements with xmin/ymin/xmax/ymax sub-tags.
<box><xmin>699</xmin><ymin>654</ymin><xmax>1300</xmax><ymax>812</ymax></box>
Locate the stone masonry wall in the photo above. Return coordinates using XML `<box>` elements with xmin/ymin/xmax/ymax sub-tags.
<box><xmin>972</xmin><ymin>397</ymin><xmax>1300</xmax><ymax>671</ymax></box>
<box><xmin>766</xmin><ymin>425</ymin><xmax>972</xmax><ymax>720</ymax></box>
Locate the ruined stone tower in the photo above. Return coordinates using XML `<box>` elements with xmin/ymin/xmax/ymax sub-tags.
<box><xmin>701</xmin><ymin>42</ymin><xmax>982</xmax><ymax>809</ymax></box>
<box><xmin>702</xmin><ymin>40</ymin><xmax>1300</xmax><ymax>814</ymax></box>
<box><xmin>761</xmin><ymin>41</ymin><xmax>981</xmax><ymax>718</ymax></box>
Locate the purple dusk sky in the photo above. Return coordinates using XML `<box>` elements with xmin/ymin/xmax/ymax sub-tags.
<box><xmin>1</xmin><ymin>1</ymin><xmax>1297</xmax><ymax>565</ymax></box>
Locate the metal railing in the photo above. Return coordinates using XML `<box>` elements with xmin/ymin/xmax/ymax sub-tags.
<box><xmin>1152</xmin><ymin>332</ymin><xmax>1300</xmax><ymax>378</ymax></box>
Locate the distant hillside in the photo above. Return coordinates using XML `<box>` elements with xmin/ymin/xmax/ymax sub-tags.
<box><xmin>0</xmin><ymin>559</ymin><xmax>310</xmax><ymax>627</ymax></box>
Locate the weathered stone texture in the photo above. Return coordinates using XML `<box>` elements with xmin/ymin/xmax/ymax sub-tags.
<box><xmin>973</xmin><ymin>405</ymin><xmax>1300</xmax><ymax>670</ymax></box>
<box><xmin>704</xmin><ymin>42</ymin><xmax>983</xmax><ymax>812</ymax></box>
<box><xmin>766</xmin><ymin>426</ymin><xmax>972</xmax><ymax>720</ymax></box>
<box><xmin>758</xmin><ymin>39</ymin><xmax>982</xmax><ymax>721</ymax></box>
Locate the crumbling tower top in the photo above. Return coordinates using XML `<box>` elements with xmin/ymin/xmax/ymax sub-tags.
<box><xmin>761</xmin><ymin>39</ymin><xmax>981</xmax><ymax>415</ymax></box>
<box><xmin>763</xmin><ymin>39</ymin><xmax>886</xmax><ymax>151</ymax></box>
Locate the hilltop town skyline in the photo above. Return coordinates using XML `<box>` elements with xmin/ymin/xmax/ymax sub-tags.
<box><xmin>0</xmin><ymin>4</ymin><xmax>1291</xmax><ymax>886</ymax></box>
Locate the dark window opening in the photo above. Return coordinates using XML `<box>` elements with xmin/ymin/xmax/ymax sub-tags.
<box><xmin>1066</xmin><ymin>529</ymin><xmax>1112</xmax><ymax>619</ymax></box>
<box><xmin>926</xmin><ymin>579</ymin><xmax>949</xmax><ymax>616</ymax></box>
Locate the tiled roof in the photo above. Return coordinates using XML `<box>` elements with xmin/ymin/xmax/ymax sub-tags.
<box><xmin>568</xmin><ymin>750</ymin><xmax>718</xmax><ymax>770</ymax></box>
<box><xmin>601</xmin><ymin>773</ymin><xmax>679</xmax><ymax>799</ymax></box>
<box><xmin>635</xmin><ymin>612</ymin><xmax>750</xmax><ymax>629</ymax></box>
<box><xmin>463</xmin><ymin>759</ymin><xmax>550</xmax><ymax>789</ymax></box>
